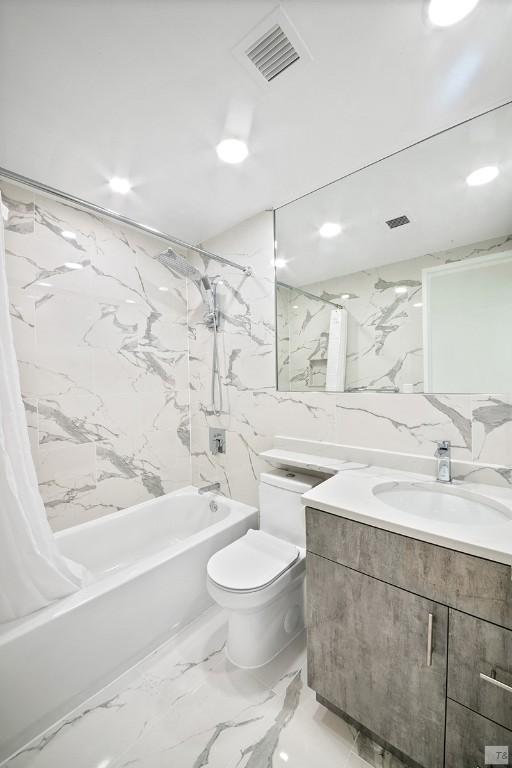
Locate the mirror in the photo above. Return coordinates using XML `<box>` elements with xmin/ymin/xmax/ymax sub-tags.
<box><xmin>275</xmin><ymin>102</ymin><xmax>512</xmax><ymax>394</ymax></box>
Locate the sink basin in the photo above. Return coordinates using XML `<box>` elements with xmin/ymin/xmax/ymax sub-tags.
<box><xmin>373</xmin><ymin>481</ymin><xmax>512</xmax><ymax>526</ymax></box>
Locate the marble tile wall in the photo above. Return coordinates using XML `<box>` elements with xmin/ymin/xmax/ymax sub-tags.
<box><xmin>278</xmin><ymin>234</ymin><xmax>512</xmax><ymax>393</ymax></box>
<box><xmin>189</xmin><ymin>212</ymin><xmax>512</xmax><ymax>508</ymax></box>
<box><xmin>2</xmin><ymin>181</ymin><xmax>192</xmax><ymax>530</ymax></box>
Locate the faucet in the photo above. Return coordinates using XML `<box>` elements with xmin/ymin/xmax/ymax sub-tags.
<box><xmin>198</xmin><ymin>482</ymin><xmax>221</xmax><ymax>495</ymax></box>
<box><xmin>435</xmin><ymin>440</ymin><xmax>451</xmax><ymax>483</ymax></box>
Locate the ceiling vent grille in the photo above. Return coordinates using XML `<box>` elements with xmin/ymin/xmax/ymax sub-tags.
<box><xmin>386</xmin><ymin>215</ymin><xmax>410</xmax><ymax>229</ymax></box>
<box><xmin>245</xmin><ymin>24</ymin><xmax>300</xmax><ymax>82</ymax></box>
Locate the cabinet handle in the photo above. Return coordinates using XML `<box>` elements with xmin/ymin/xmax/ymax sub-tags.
<box><xmin>426</xmin><ymin>612</ymin><xmax>433</xmax><ymax>666</ymax></box>
<box><xmin>480</xmin><ymin>672</ymin><xmax>512</xmax><ymax>694</ymax></box>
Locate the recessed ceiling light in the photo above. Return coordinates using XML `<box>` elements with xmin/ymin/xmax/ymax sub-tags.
<box><xmin>37</xmin><ymin>281</ymin><xmax>53</xmax><ymax>287</ymax></box>
<box><xmin>109</xmin><ymin>177</ymin><xmax>132</xmax><ymax>194</ymax></box>
<box><xmin>61</xmin><ymin>230</ymin><xmax>76</xmax><ymax>240</ymax></box>
<box><xmin>428</xmin><ymin>0</ymin><xmax>479</xmax><ymax>27</ymax></box>
<box><xmin>64</xmin><ymin>262</ymin><xmax>83</xmax><ymax>270</ymax></box>
<box><xmin>274</xmin><ymin>258</ymin><xmax>287</xmax><ymax>269</ymax></box>
<box><xmin>465</xmin><ymin>165</ymin><xmax>499</xmax><ymax>186</ymax></box>
<box><xmin>158</xmin><ymin>286</ymin><xmax>169</xmax><ymax>292</ymax></box>
<box><xmin>216</xmin><ymin>138</ymin><xmax>248</xmax><ymax>164</ymax></box>
<box><xmin>341</xmin><ymin>293</ymin><xmax>350</xmax><ymax>300</ymax></box>
<box><xmin>395</xmin><ymin>286</ymin><xmax>408</xmax><ymax>294</ymax></box>
<box><xmin>413</xmin><ymin>301</ymin><xmax>423</xmax><ymax>308</ymax></box>
<box><xmin>319</xmin><ymin>222</ymin><xmax>342</xmax><ymax>238</ymax></box>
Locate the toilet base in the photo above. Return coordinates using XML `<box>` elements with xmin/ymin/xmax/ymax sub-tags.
<box><xmin>224</xmin><ymin>574</ymin><xmax>305</xmax><ymax>669</ymax></box>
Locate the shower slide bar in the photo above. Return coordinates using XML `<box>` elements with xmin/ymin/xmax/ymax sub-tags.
<box><xmin>0</xmin><ymin>166</ymin><xmax>252</xmax><ymax>276</ymax></box>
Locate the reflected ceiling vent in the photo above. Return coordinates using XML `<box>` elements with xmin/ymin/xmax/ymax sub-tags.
<box><xmin>246</xmin><ymin>25</ymin><xmax>300</xmax><ymax>82</ymax></box>
<box><xmin>386</xmin><ymin>215</ymin><xmax>410</xmax><ymax>229</ymax></box>
<box><xmin>233</xmin><ymin>7</ymin><xmax>311</xmax><ymax>88</ymax></box>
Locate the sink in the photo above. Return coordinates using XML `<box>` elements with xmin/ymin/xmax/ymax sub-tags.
<box><xmin>373</xmin><ymin>481</ymin><xmax>512</xmax><ymax>526</ymax></box>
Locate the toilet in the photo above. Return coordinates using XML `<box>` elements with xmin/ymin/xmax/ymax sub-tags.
<box><xmin>206</xmin><ymin>469</ymin><xmax>321</xmax><ymax>669</ymax></box>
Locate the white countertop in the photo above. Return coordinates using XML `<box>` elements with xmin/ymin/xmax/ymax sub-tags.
<box><xmin>302</xmin><ymin>465</ymin><xmax>512</xmax><ymax>566</ymax></box>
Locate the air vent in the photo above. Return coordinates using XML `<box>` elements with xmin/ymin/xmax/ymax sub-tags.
<box><xmin>232</xmin><ymin>7</ymin><xmax>311</xmax><ymax>89</ymax></box>
<box><xmin>386</xmin><ymin>215</ymin><xmax>410</xmax><ymax>229</ymax></box>
<box><xmin>246</xmin><ymin>25</ymin><xmax>300</xmax><ymax>82</ymax></box>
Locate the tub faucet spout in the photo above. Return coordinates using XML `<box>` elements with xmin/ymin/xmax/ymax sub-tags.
<box><xmin>198</xmin><ymin>482</ymin><xmax>221</xmax><ymax>495</ymax></box>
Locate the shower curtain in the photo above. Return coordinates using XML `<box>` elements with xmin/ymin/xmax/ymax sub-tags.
<box><xmin>0</xmin><ymin>193</ymin><xmax>85</xmax><ymax>624</ymax></box>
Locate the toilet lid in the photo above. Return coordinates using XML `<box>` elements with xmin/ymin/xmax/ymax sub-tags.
<box><xmin>207</xmin><ymin>530</ymin><xmax>299</xmax><ymax>592</ymax></box>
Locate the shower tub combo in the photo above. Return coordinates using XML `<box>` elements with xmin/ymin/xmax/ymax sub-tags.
<box><xmin>0</xmin><ymin>487</ymin><xmax>257</xmax><ymax>763</ymax></box>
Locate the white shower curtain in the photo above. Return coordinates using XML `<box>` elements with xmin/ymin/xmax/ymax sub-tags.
<box><xmin>0</xmin><ymin>193</ymin><xmax>85</xmax><ymax>624</ymax></box>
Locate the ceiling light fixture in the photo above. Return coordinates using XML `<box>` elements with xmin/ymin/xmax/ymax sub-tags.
<box><xmin>428</xmin><ymin>0</ymin><xmax>479</xmax><ymax>27</ymax></box>
<box><xmin>465</xmin><ymin>165</ymin><xmax>499</xmax><ymax>186</ymax></box>
<box><xmin>319</xmin><ymin>222</ymin><xmax>342</xmax><ymax>238</ymax></box>
<box><xmin>216</xmin><ymin>138</ymin><xmax>248</xmax><ymax>164</ymax></box>
<box><xmin>274</xmin><ymin>258</ymin><xmax>287</xmax><ymax>269</ymax></box>
<box><xmin>61</xmin><ymin>230</ymin><xmax>76</xmax><ymax>240</ymax></box>
<box><xmin>109</xmin><ymin>177</ymin><xmax>132</xmax><ymax>194</ymax></box>
<box><xmin>64</xmin><ymin>262</ymin><xmax>83</xmax><ymax>270</ymax></box>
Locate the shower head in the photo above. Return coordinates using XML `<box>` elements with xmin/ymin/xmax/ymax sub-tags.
<box><xmin>154</xmin><ymin>248</ymin><xmax>203</xmax><ymax>282</ymax></box>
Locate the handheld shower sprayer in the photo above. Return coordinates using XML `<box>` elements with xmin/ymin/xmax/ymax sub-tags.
<box><xmin>154</xmin><ymin>248</ymin><xmax>223</xmax><ymax>415</ymax></box>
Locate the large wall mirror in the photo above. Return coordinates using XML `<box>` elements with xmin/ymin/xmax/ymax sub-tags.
<box><xmin>275</xmin><ymin>102</ymin><xmax>512</xmax><ymax>394</ymax></box>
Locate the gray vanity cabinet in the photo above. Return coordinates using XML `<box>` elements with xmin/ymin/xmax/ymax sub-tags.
<box><xmin>306</xmin><ymin>506</ymin><xmax>512</xmax><ymax>768</ymax></box>
<box><xmin>307</xmin><ymin>553</ymin><xmax>447</xmax><ymax>768</ymax></box>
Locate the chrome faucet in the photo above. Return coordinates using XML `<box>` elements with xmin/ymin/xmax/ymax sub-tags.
<box><xmin>435</xmin><ymin>440</ymin><xmax>451</xmax><ymax>483</ymax></box>
<box><xmin>198</xmin><ymin>482</ymin><xmax>221</xmax><ymax>495</ymax></box>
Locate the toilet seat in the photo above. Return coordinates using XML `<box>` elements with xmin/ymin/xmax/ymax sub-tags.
<box><xmin>207</xmin><ymin>529</ymin><xmax>299</xmax><ymax>593</ymax></box>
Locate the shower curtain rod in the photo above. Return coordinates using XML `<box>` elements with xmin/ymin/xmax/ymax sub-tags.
<box><xmin>277</xmin><ymin>281</ymin><xmax>344</xmax><ymax>310</ymax></box>
<box><xmin>0</xmin><ymin>166</ymin><xmax>253</xmax><ymax>276</ymax></box>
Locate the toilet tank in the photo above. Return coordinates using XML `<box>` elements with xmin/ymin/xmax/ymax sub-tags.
<box><xmin>258</xmin><ymin>469</ymin><xmax>322</xmax><ymax>547</ymax></box>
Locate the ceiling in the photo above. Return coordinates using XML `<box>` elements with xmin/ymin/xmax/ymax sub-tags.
<box><xmin>276</xmin><ymin>100</ymin><xmax>512</xmax><ymax>286</ymax></box>
<box><xmin>1</xmin><ymin>0</ymin><xmax>512</xmax><ymax>247</ymax></box>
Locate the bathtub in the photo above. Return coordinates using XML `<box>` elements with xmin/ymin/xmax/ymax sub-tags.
<box><xmin>0</xmin><ymin>486</ymin><xmax>257</xmax><ymax>764</ymax></box>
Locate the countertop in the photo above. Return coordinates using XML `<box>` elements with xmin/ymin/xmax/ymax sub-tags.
<box><xmin>302</xmin><ymin>465</ymin><xmax>512</xmax><ymax>566</ymax></box>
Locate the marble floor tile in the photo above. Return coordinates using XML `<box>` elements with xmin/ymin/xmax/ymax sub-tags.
<box><xmin>5</xmin><ymin>607</ymin><xmax>392</xmax><ymax>768</ymax></box>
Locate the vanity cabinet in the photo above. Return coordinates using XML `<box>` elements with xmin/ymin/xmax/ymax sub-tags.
<box><xmin>306</xmin><ymin>507</ymin><xmax>512</xmax><ymax>768</ymax></box>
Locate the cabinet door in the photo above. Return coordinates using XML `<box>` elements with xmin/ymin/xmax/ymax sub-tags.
<box><xmin>445</xmin><ymin>699</ymin><xmax>512</xmax><ymax>768</ymax></box>
<box><xmin>307</xmin><ymin>553</ymin><xmax>448</xmax><ymax>768</ymax></box>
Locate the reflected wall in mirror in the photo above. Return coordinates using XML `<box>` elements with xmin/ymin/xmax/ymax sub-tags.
<box><xmin>275</xmin><ymin>102</ymin><xmax>512</xmax><ymax>394</ymax></box>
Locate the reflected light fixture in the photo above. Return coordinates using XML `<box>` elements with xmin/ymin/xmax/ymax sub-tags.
<box><xmin>216</xmin><ymin>138</ymin><xmax>249</xmax><ymax>164</ymax></box>
<box><xmin>61</xmin><ymin>230</ymin><xmax>76</xmax><ymax>240</ymax></box>
<box><xmin>109</xmin><ymin>177</ymin><xmax>132</xmax><ymax>194</ymax></box>
<box><xmin>413</xmin><ymin>301</ymin><xmax>423</xmax><ymax>308</ymax></box>
<box><xmin>158</xmin><ymin>286</ymin><xmax>169</xmax><ymax>292</ymax></box>
<box><xmin>465</xmin><ymin>165</ymin><xmax>499</xmax><ymax>186</ymax></box>
<box><xmin>395</xmin><ymin>286</ymin><xmax>408</xmax><ymax>294</ymax></box>
<box><xmin>37</xmin><ymin>281</ymin><xmax>53</xmax><ymax>287</ymax></box>
<box><xmin>319</xmin><ymin>221</ymin><xmax>342</xmax><ymax>238</ymax></box>
<box><xmin>125</xmin><ymin>298</ymin><xmax>136</xmax><ymax>304</ymax></box>
<box><xmin>274</xmin><ymin>258</ymin><xmax>287</xmax><ymax>269</ymax></box>
<box><xmin>64</xmin><ymin>262</ymin><xmax>83</xmax><ymax>270</ymax></box>
<box><xmin>341</xmin><ymin>293</ymin><xmax>350</xmax><ymax>300</ymax></box>
<box><xmin>428</xmin><ymin>0</ymin><xmax>479</xmax><ymax>26</ymax></box>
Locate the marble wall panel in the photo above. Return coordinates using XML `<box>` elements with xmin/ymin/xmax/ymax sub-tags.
<box><xmin>2</xmin><ymin>181</ymin><xmax>192</xmax><ymax>529</ymax></box>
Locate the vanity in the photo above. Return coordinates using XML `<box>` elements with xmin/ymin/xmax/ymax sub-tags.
<box><xmin>303</xmin><ymin>468</ymin><xmax>512</xmax><ymax>768</ymax></box>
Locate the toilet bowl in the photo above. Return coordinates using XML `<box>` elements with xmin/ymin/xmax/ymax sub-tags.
<box><xmin>206</xmin><ymin>469</ymin><xmax>321</xmax><ymax>669</ymax></box>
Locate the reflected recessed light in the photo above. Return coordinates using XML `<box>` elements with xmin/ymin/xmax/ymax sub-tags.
<box><xmin>279</xmin><ymin>752</ymin><xmax>289</xmax><ymax>763</ymax></box>
<box><xmin>37</xmin><ymin>281</ymin><xmax>53</xmax><ymax>287</ymax></box>
<box><xmin>395</xmin><ymin>286</ymin><xmax>408</xmax><ymax>294</ymax></box>
<box><xmin>61</xmin><ymin>230</ymin><xmax>76</xmax><ymax>240</ymax></box>
<box><xmin>341</xmin><ymin>293</ymin><xmax>350</xmax><ymax>300</ymax></box>
<box><xmin>158</xmin><ymin>286</ymin><xmax>169</xmax><ymax>292</ymax></box>
<box><xmin>292</xmin><ymin>304</ymin><xmax>299</xmax><ymax>309</ymax></box>
<box><xmin>428</xmin><ymin>0</ymin><xmax>479</xmax><ymax>27</ymax></box>
<box><xmin>216</xmin><ymin>138</ymin><xmax>248</xmax><ymax>164</ymax></box>
<box><xmin>413</xmin><ymin>301</ymin><xmax>423</xmax><ymax>308</ymax></box>
<box><xmin>319</xmin><ymin>222</ymin><xmax>342</xmax><ymax>238</ymax></box>
<box><xmin>64</xmin><ymin>262</ymin><xmax>83</xmax><ymax>270</ymax></box>
<box><xmin>109</xmin><ymin>177</ymin><xmax>132</xmax><ymax>194</ymax></box>
<box><xmin>274</xmin><ymin>258</ymin><xmax>287</xmax><ymax>269</ymax></box>
<box><xmin>125</xmin><ymin>298</ymin><xmax>136</xmax><ymax>304</ymax></box>
<box><xmin>465</xmin><ymin>165</ymin><xmax>499</xmax><ymax>186</ymax></box>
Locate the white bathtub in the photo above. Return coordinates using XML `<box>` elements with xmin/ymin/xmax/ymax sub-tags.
<box><xmin>0</xmin><ymin>487</ymin><xmax>257</xmax><ymax>764</ymax></box>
